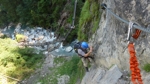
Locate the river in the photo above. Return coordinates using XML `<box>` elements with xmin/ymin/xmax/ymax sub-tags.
<box><xmin>1</xmin><ymin>24</ymin><xmax>77</xmax><ymax>57</ymax></box>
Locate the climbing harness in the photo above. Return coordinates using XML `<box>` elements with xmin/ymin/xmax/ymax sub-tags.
<box><xmin>101</xmin><ymin>3</ymin><xmax>144</xmax><ymax>84</ymax></box>
<box><xmin>127</xmin><ymin>22</ymin><xmax>143</xmax><ymax>84</ymax></box>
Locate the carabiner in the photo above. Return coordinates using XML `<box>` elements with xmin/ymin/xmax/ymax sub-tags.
<box><xmin>127</xmin><ymin>21</ymin><xmax>134</xmax><ymax>42</ymax></box>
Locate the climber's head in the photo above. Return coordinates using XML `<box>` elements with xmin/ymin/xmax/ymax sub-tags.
<box><xmin>81</xmin><ymin>42</ymin><xmax>89</xmax><ymax>49</ymax></box>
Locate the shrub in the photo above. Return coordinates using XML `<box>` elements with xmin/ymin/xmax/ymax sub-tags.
<box><xmin>143</xmin><ymin>63</ymin><xmax>150</xmax><ymax>72</ymax></box>
<box><xmin>38</xmin><ymin>56</ymin><xmax>85</xmax><ymax>84</ymax></box>
<box><xmin>78</xmin><ymin>0</ymin><xmax>100</xmax><ymax>41</ymax></box>
<box><xmin>0</xmin><ymin>33</ymin><xmax>7</xmax><ymax>38</ymax></box>
<box><xmin>16</xmin><ymin>34</ymin><xmax>26</xmax><ymax>42</ymax></box>
<box><xmin>0</xmin><ymin>38</ymin><xmax>44</xmax><ymax>83</ymax></box>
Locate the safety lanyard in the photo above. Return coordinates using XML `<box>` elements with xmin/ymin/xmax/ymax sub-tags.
<box><xmin>127</xmin><ymin>22</ymin><xmax>143</xmax><ymax>84</ymax></box>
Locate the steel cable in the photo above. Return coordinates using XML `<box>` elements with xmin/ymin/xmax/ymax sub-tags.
<box><xmin>101</xmin><ymin>3</ymin><xmax>150</xmax><ymax>33</ymax></box>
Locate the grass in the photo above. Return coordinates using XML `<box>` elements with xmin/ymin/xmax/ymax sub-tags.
<box><xmin>143</xmin><ymin>63</ymin><xmax>150</xmax><ymax>72</ymax></box>
<box><xmin>38</xmin><ymin>56</ymin><xmax>85</xmax><ymax>84</ymax></box>
<box><xmin>78</xmin><ymin>0</ymin><xmax>101</xmax><ymax>41</ymax></box>
<box><xmin>79</xmin><ymin>1</ymin><xmax>91</xmax><ymax>28</ymax></box>
<box><xmin>0</xmin><ymin>38</ymin><xmax>44</xmax><ymax>84</ymax></box>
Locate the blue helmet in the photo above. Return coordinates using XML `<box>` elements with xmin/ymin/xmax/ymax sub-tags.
<box><xmin>81</xmin><ymin>42</ymin><xmax>89</xmax><ymax>49</ymax></box>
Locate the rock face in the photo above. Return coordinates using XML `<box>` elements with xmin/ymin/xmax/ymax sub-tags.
<box><xmin>81</xmin><ymin>65</ymin><xmax>123</xmax><ymax>84</ymax></box>
<box><xmin>83</xmin><ymin>0</ymin><xmax>150</xmax><ymax>84</ymax></box>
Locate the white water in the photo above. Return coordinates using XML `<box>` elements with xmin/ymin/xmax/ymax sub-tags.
<box><xmin>1</xmin><ymin>24</ymin><xmax>77</xmax><ymax>56</ymax></box>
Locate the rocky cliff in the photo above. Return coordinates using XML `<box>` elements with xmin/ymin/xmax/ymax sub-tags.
<box><xmin>82</xmin><ymin>0</ymin><xmax>150</xmax><ymax>84</ymax></box>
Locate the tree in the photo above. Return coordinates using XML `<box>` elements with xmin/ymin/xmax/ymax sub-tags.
<box><xmin>0</xmin><ymin>0</ymin><xmax>22</xmax><ymax>23</ymax></box>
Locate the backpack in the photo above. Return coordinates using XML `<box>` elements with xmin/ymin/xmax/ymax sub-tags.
<box><xmin>74</xmin><ymin>42</ymin><xmax>87</xmax><ymax>56</ymax></box>
<box><xmin>74</xmin><ymin>42</ymin><xmax>81</xmax><ymax>53</ymax></box>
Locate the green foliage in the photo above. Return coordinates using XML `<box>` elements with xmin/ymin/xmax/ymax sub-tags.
<box><xmin>16</xmin><ymin>0</ymin><xmax>67</xmax><ymax>27</ymax></box>
<box><xmin>0</xmin><ymin>0</ymin><xmax>21</xmax><ymax>24</ymax></box>
<box><xmin>53</xmin><ymin>56</ymin><xmax>66</xmax><ymax>64</ymax></box>
<box><xmin>0</xmin><ymin>0</ymin><xmax>84</xmax><ymax>44</ymax></box>
<box><xmin>143</xmin><ymin>63</ymin><xmax>150</xmax><ymax>72</ymax></box>
<box><xmin>79</xmin><ymin>1</ymin><xmax>91</xmax><ymax>27</ymax></box>
<box><xmin>0</xmin><ymin>33</ymin><xmax>8</xmax><ymax>38</ymax></box>
<box><xmin>78</xmin><ymin>0</ymin><xmax>100</xmax><ymax>41</ymax></box>
<box><xmin>78</xmin><ymin>1</ymin><xmax>92</xmax><ymax>41</ymax></box>
<box><xmin>69</xmin><ymin>59</ymin><xmax>85</xmax><ymax>84</ymax></box>
<box><xmin>38</xmin><ymin>56</ymin><xmax>85</xmax><ymax>84</ymax></box>
<box><xmin>63</xmin><ymin>0</ymin><xmax>84</xmax><ymax>44</ymax></box>
<box><xmin>0</xmin><ymin>38</ymin><xmax>44</xmax><ymax>83</ymax></box>
<box><xmin>0</xmin><ymin>7</ymin><xmax>9</xmax><ymax>26</ymax></box>
<box><xmin>91</xmin><ymin>2</ymin><xmax>100</xmax><ymax>33</ymax></box>
<box><xmin>64</xmin><ymin>27</ymin><xmax>78</xmax><ymax>44</ymax></box>
<box><xmin>0</xmin><ymin>0</ymin><xmax>67</xmax><ymax>27</ymax></box>
<box><xmin>16</xmin><ymin>34</ymin><xmax>26</xmax><ymax>42</ymax></box>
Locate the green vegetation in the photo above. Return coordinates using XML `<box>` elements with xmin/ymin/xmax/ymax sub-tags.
<box><xmin>38</xmin><ymin>56</ymin><xmax>85</xmax><ymax>84</ymax></box>
<box><xmin>78</xmin><ymin>0</ymin><xmax>101</xmax><ymax>41</ymax></box>
<box><xmin>0</xmin><ymin>0</ymin><xmax>101</xmax><ymax>83</ymax></box>
<box><xmin>143</xmin><ymin>63</ymin><xmax>150</xmax><ymax>72</ymax></box>
<box><xmin>0</xmin><ymin>0</ymin><xmax>67</xmax><ymax>27</ymax></box>
<box><xmin>0</xmin><ymin>32</ymin><xmax>7</xmax><ymax>38</ymax></box>
<box><xmin>0</xmin><ymin>0</ymin><xmax>101</xmax><ymax>42</ymax></box>
<box><xmin>0</xmin><ymin>0</ymin><xmax>84</xmax><ymax>44</ymax></box>
<box><xmin>16</xmin><ymin>34</ymin><xmax>26</xmax><ymax>42</ymax></box>
<box><xmin>0</xmin><ymin>38</ymin><xmax>44</xmax><ymax>84</ymax></box>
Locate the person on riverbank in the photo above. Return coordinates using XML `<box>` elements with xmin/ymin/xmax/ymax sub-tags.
<box><xmin>74</xmin><ymin>41</ymin><xmax>94</xmax><ymax>72</ymax></box>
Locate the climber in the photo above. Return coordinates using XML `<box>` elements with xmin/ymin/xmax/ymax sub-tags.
<box><xmin>74</xmin><ymin>41</ymin><xmax>94</xmax><ymax>72</ymax></box>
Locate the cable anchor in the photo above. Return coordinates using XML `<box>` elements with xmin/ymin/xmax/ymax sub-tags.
<box><xmin>101</xmin><ymin>3</ymin><xmax>107</xmax><ymax>10</ymax></box>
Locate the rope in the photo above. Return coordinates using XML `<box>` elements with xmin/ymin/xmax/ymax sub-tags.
<box><xmin>63</xmin><ymin>28</ymin><xmax>73</xmax><ymax>41</ymax></box>
<box><xmin>71</xmin><ymin>0</ymin><xmax>77</xmax><ymax>28</ymax></box>
<box><xmin>127</xmin><ymin>22</ymin><xmax>143</xmax><ymax>84</ymax></box>
<box><xmin>101</xmin><ymin>3</ymin><xmax>144</xmax><ymax>84</ymax></box>
<box><xmin>101</xmin><ymin>3</ymin><xmax>150</xmax><ymax>33</ymax></box>
<box><xmin>132</xmin><ymin>29</ymin><xmax>141</xmax><ymax>39</ymax></box>
<box><xmin>63</xmin><ymin>0</ymin><xmax>77</xmax><ymax>41</ymax></box>
<box><xmin>128</xmin><ymin>43</ymin><xmax>143</xmax><ymax>84</ymax></box>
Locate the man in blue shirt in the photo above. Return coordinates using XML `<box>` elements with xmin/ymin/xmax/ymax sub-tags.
<box><xmin>77</xmin><ymin>42</ymin><xmax>94</xmax><ymax>72</ymax></box>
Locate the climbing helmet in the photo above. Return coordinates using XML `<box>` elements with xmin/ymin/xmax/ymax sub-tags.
<box><xmin>81</xmin><ymin>42</ymin><xmax>89</xmax><ymax>49</ymax></box>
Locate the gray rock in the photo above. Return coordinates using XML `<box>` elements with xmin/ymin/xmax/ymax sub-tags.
<box><xmin>99</xmin><ymin>65</ymin><xmax>122</xmax><ymax>84</ymax></box>
<box><xmin>65</xmin><ymin>46</ymin><xmax>73</xmax><ymax>52</ymax></box>
<box><xmin>81</xmin><ymin>65</ymin><xmax>122</xmax><ymax>84</ymax></box>
<box><xmin>81</xmin><ymin>68</ymin><xmax>106</xmax><ymax>84</ymax></box>
<box><xmin>57</xmin><ymin>75</ymin><xmax>70</xmax><ymax>84</ymax></box>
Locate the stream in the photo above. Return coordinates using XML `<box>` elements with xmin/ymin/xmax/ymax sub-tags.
<box><xmin>1</xmin><ymin>24</ymin><xmax>77</xmax><ymax>57</ymax></box>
